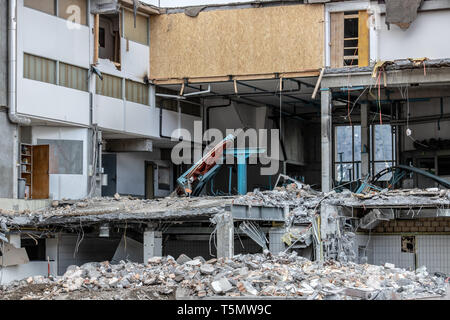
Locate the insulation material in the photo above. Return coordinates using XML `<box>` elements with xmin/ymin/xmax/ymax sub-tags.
<box><xmin>149</xmin><ymin>4</ymin><xmax>324</xmax><ymax>81</ymax></box>
<box><xmin>385</xmin><ymin>0</ymin><xmax>423</xmax><ymax>30</ymax></box>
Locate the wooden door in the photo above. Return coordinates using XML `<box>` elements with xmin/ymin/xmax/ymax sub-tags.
<box><xmin>32</xmin><ymin>145</ymin><xmax>49</xmax><ymax>199</ymax></box>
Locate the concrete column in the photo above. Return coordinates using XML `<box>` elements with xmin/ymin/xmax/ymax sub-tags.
<box><xmin>361</xmin><ymin>101</ymin><xmax>370</xmax><ymax>178</ymax></box>
<box><xmin>321</xmin><ymin>89</ymin><xmax>333</xmax><ymax>192</ymax></box>
<box><xmin>8</xmin><ymin>233</ymin><xmax>20</xmax><ymax>248</ymax></box>
<box><xmin>143</xmin><ymin>230</ymin><xmax>162</xmax><ymax>263</ymax></box>
<box><xmin>216</xmin><ymin>212</ymin><xmax>234</xmax><ymax>258</ymax></box>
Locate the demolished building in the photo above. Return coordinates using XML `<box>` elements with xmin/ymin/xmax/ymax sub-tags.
<box><xmin>0</xmin><ymin>0</ymin><xmax>449</xmax><ymax>298</ymax></box>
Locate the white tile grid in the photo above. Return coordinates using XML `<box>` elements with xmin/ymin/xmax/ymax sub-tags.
<box><xmin>417</xmin><ymin>235</ymin><xmax>450</xmax><ymax>274</ymax></box>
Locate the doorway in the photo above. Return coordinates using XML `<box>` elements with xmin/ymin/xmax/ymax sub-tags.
<box><xmin>145</xmin><ymin>162</ymin><xmax>155</xmax><ymax>199</ymax></box>
<box><xmin>102</xmin><ymin>154</ymin><xmax>117</xmax><ymax>196</ymax></box>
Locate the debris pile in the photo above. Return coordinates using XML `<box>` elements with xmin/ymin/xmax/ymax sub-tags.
<box><xmin>1</xmin><ymin>252</ymin><xmax>446</xmax><ymax>300</ymax></box>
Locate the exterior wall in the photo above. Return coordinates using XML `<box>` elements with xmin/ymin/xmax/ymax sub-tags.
<box><xmin>356</xmin><ymin>218</ymin><xmax>450</xmax><ymax>274</ymax></box>
<box><xmin>16</xmin><ymin>2</ymin><xmax>91</xmax><ymax>126</ymax></box>
<box><xmin>0</xmin><ymin>110</ymin><xmax>17</xmax><ymax>199</ymax></box>
<box><xmin>150</xmin><ymin>4</ymin><xmax>324</xmax><ymax>82</ymax></box>
<box><xmin>0</xmin><ymin>0</ymin><xmax>7</xmax><ymax>107</ymax></box>
<box><xmin>378</xmin><ymin>10</ymin><xmax>450</xmax><ymax>61</ymax></box>
<box><xmin>31</xmin><ymin>126</ymin><xmax>90</xmax><ymax>200</ymax></box>
<box><xmin>115</xmin><ymin>151</ymin><xmax>173</xmax><ymax>197</ymax></box>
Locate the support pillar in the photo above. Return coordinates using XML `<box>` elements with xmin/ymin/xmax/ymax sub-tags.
<box><xmin>216</xmin><ymin>212</ymin><xmax>234</xmax><ymax>258</ymax></box>
<box><xmin>361</xmin><ymin>101</ymin><xmax>370</xmax><ymax>178</ymax></box>
<box><xmin>143</xmin><ymin>229</ymin><xmax>162</xmax><ymax>263</ymax></box>
<box><xmin>321</xmin><ymin>89</ymin><xmax>333</xmax><ymax>192</ymax></box>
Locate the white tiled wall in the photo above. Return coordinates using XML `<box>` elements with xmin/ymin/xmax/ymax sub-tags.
<box><xmin>417</xmin><ymin>235</ymin><xmax>450</xmax><ymax>274</ymax></box>
<box><xmin>355</xmin><ymin>234</ymin><xmax>450</xmax><ymax>274</ymax></box>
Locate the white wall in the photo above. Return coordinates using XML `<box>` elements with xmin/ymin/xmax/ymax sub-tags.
<box><xmin>355</xmin><ymin>233</ymin><xmax>450</xmax><ymax>274</ymax></box>
<box><xmin>379</xmin><ymin>10</ymin><xmax>450</xmax><ymax>61</ymax></box>
<box><xmin>32</xmin><ymin>127</ymin><xmax>89</xmax><ymax>200</ymax></box>
<box><xmin>116</xmin><ymin>151</ymin><xmax>173</xmax><ymax>197</ymax></box>
<box><xmin>17</xmin><ymin>3</ymin><xmax>91</xmax><ymax>126</ymax></box>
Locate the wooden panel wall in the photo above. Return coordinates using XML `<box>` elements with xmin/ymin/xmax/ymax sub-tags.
<box><xmin>358</xmin><ymin>10</ymin><xmax>370</xmax><ymax>67</ymax></box>
<box><xmin>330</xmin><ymin>12</ymin><xmax>344</xmax><ymax>68</ymax></box>
<box><xmin>149</xmin><ymin>4</ymin><xmax>324</xmax><ymax>81</ymax></box>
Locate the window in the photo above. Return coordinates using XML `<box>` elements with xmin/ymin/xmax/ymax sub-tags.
<box><xmin>335</xmin><ymin>126</ymin><xmax>361</xmax><ymax>182</ymax></box>
<box><xmin>334</xmin><ymin>124</ymin><xmax>395</xmax><ymax>182</ymax></box>
<box><xmin>126</xmin><ymin>80</ymin><xmax>149</xmax><ymax>105</ymax></box>
<box><xmin>23</xmin><ymin>53</ymin><xmax>57</xmax><ymax>85</ymax></box>
<box><xmin>330</xmin><ymin>10</ymin><xmax>369</xmax><ymax>68</ymax></box>
<box><xmin>24</xmin><ymin>0</ymin><xmax>56</xmax><ymax>15</ymax></box>
<box><xmin>59</xmin><ymin>62</ymin><xmax>88</xmax><ymax>92</ymax></box>
<box><xmin>372</xmin><ymin>124</ymin><xmax>395</xmax><ymax>181</ymax></box>
<box><xmin>98</xmin><ymin>14</ymin><xmax>121</xmax><ymax>65</ymax></box>
<box><xmin>96</xmin><ymin>73</ymin><xmax>122</xmax><ymax>99</ymax></box>
<box><xmin>58</xmin><ymin>0</ymin><xmax>88</xmax><ymax>26</ymax></box>
<box><xmin>124</xmin><ymin>10</ymin><xmax>149</xmax><ymax>45</ymax></box>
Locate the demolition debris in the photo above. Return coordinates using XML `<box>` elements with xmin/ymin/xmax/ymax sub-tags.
<box><xmin>0</xmin><ymin>252</ymin><xmax>446</xmax><ymax>300</ymax></box>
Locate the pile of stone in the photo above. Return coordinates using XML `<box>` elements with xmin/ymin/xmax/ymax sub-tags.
<box><xmin>233</xmin><ymin>184</ymin><xmax>322</xmax><ymax>208</ymax></box>
<box><xmin>2</xmin><ymin>252</ymin><xmax>446</xmax><ymax>300</ymax></box>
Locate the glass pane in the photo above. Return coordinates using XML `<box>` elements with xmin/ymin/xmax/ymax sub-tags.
<box><xmin>59</xmin><ymin>63</ymin><xmax>88</xmax><ymax>91</ymax></box>
<box><xmin>335</xmin><ymin>163</ymin><xmax>354</xmax><ymax>182</ymax></box>
<box><xmin>375</xmin><ymin>162</ymin><xmax>393</xmax><ymax>181</ymax></box>
<box><xmin>354</xmin><ymin>126</ymin><xmax>361</xmax><ymax>161</ymax></box>
<box><xmin>374</xmin><ymin>124</ymin><xmax>393</xmax><ymax>161</ymax></box>
<box><xmin>335</xmin><ymin>126</ymin><xmax>353</xmax><ymax>162</ymax></box>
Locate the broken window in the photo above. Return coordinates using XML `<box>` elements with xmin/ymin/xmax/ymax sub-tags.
<box><xmin>23</xmin><ymin>53</ymin><xmax>57</xmax><ymax>85</ymax></box>
<box><xmin>59</xmin><ymin>62</ymin><xmax>88</xmax><ymax>92</ymax></box>
<box><xmin>401</xmin><ymin>236</ymin><xmax>415</xmax><ymax>253</ymax></box>
<box><xmin>330</xmin><ymin>10</ymin><xmax>369</xmax><ymax>68</ymax></box>
<box><xmin>123</xmin><ymin>9</ymin><xmax>149</xmax><ymax>46</ymax></box>
<box><xmin>96</xmin><ymin>73</ymin><xmax>123</xmax><ymax>99</ymax></box>
<box><xmin>97</xmin><ymin>13</ymin><xmax>121</xmax><ymax>67</ymax></box>
<box><xmin>126</xmin><ymin>80</ymin><xmax>149</xmax><ymax>105</ymax></box>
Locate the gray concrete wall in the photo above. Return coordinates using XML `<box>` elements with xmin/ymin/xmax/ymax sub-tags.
<box><xmin>0</xmin><ymin>108</ymin><xmax>16</xmax><ymax>198</ymax></box>
<box><xmin>0</xmin><ymin>0</ymin><xmax>7</xmax><ymax>107</ymax></box>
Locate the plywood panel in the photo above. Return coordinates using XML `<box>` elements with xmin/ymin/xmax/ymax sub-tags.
<box><xmin>150</xmin><ymin>4</ymin><xmax>324</xmax><ymax>81</ymax></box>
<box><xmin>330</xmin><ymin>12</ymin><xmax>344</xmax><ymax>68</ymax></box>
<box><xmin>358</xmin><ymin>10</ymin><xmax>370</xmax><ymax>67</ymax></box>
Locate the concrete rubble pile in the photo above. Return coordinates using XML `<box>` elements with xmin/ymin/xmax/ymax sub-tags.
<box><xmin>1</xmin><ymin>252</ymin><xmax>446</xmax><ymax>300</ymax></box>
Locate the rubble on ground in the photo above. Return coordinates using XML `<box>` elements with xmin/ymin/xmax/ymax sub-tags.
<box><xmin>0</xmin><ymin>252</ymin><xmax>446</xmax><ymax>300</ymax></box>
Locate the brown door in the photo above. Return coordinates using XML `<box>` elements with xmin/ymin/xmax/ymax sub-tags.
<box><xmin>32</xmin><ymin>145</ymin><xmax>49</xmax><ymax>199</ymax></box>
<box><xmin>145</xmin><ymin>162</ymin><xmax>154</xmax><ymax>199</ymax></box>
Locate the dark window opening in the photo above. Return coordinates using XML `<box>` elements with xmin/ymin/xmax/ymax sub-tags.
<box><xmin>343</xmin><ymin>12</ymin><xmax>359</xmax><ymax>67</ymax></box>
<box><xmin>438</xmin><ymin>156</ymin><xmax>450</xmax><ymax>176</ymax></box>
<box><xmin>401</xmin><ymin>236</ymin><xmax>415</xmax><ymax>253</ymax></box>
<box><xmin>99</xmin><ymin>27</ymin><xmax>106</xmax><ymax>48</ymax></box>
<box><xmin>98</xmin><ymin>14</ymin><xmax>121</xmax><ymax>66</ymax></box>
<box><xmin>21</xmin><ymin>238</ymin><xmax>46</xmax><ymax>261</ymax></box>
